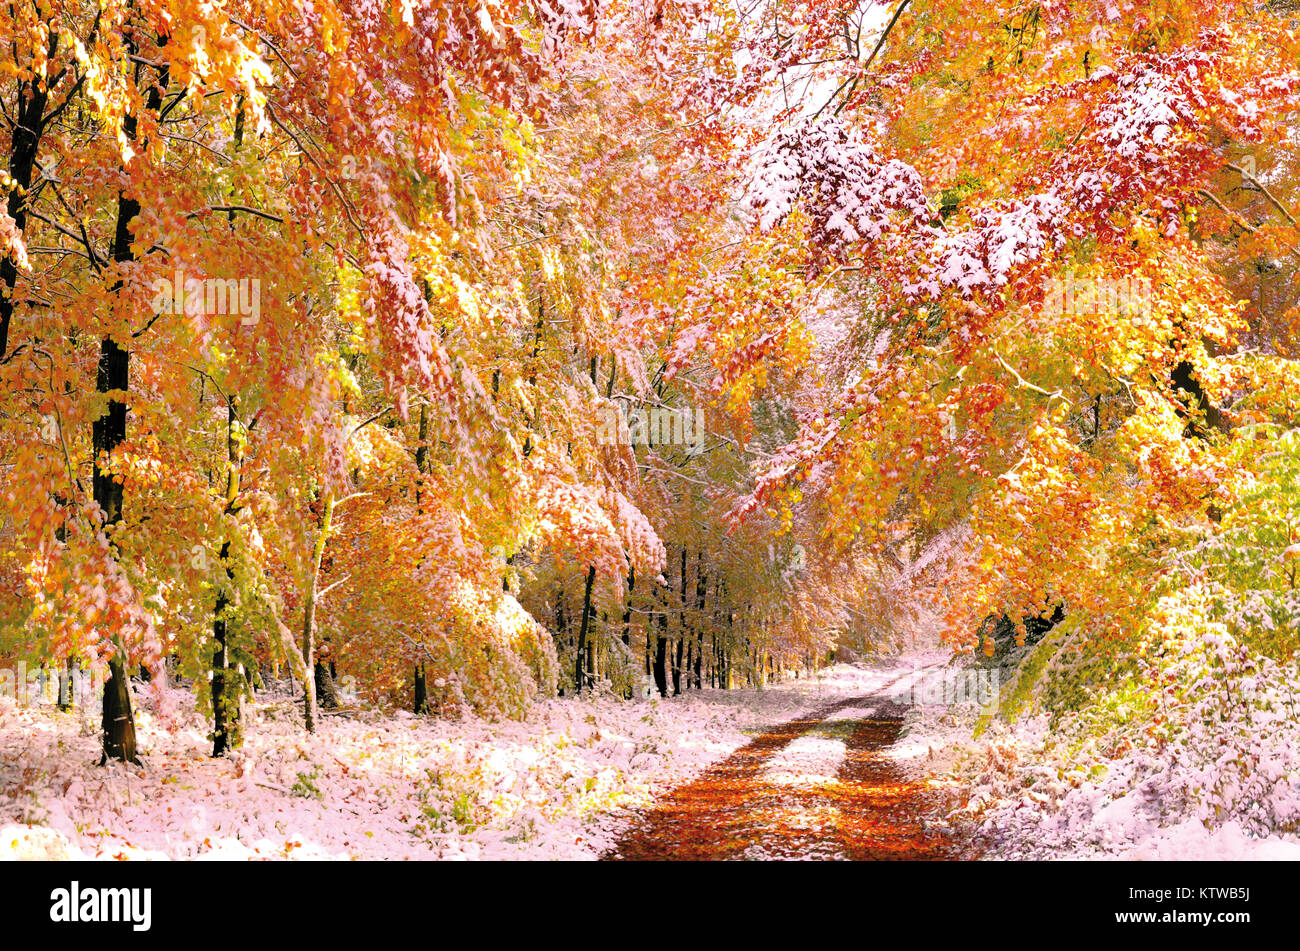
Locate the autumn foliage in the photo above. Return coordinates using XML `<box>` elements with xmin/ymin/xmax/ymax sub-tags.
<box><xmin>0</xmin><ymin>0</ymin><xmax>1297</xmax><ymax>767</ymax></box>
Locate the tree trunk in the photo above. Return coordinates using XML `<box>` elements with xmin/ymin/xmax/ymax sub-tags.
<box><xmin>1172</xmin><ymin>359</ymin><xmax>1228</xmax><ymax>439</ymax></box>
<box><xmin>694</xmin><ymin>552</ymin><xmax>706</xmax><ymax>689</ymax></box>
<box><xmin>212</xmin><ymin>539</ymin><xmax>239</xmax><ymax>756</ymax></box>
<box><xmin>672</xmin><ymin>547</ymin><xmax>687</xmax><ymax>695</ymax></box>
<box><xmin>212</xmin><ymin>595</ymin><xmax>232</xmax><ymax>754</ymax></box>
<box><xmin>414</xmin><ymin>402</ymin><xmax>432</xmax><ymax>711</ymax></box>
<box><xmin>100</xmin><ymin>657</ymin><xmax>138</xmax><ymax>765</ymax></box>
<box><xmin>554</xmin><ymin>587</ymin><xmax>567</xmax><ymax>696</ymax></box>
<box><xmin>93</xmin><ymin>253</ymin><xmax>131</xmax><ymax>764</ymax></box>
<box><xmin>621</xmin><ymin>569</ymin><xmax>634</xmax><ymax>647</ymax></box>
<box><xmin>644</xmin><ymin>616</ymin><xmax>652</xmax><ymax>677</ymax></box>
<box><xmin>414</xmin><ymin>663</ymin><xmax>428</xmax><ymax>714</ymax></box>
<box><xmin>300</xmin><ymin>493</ymin><xmax>334</xmax><ymax>733</ymax></box>
<box><xmin>672</xmin><ymin>637</ymin><xmax>683</xmax><ymax>696</ymax></box>
<box><xmin>575</xmin><ymin>565</ymin><xmax>596</xmax><ymax>693</ymax></box>
<box><xmin>621</xmin><ymin>569</ymin><xmax>635</xmax><ymax>699</ymax></box>
<box><xmin>315</xmin><ymin>661</ymin><xmax>341</xmax><ymax>710</ymax></box>
<box><xmin>93</xmin><ymin>38</ymin><xmax>170</xmax><ymax>765</ymax></box>
<box><xmin>653</xmin><ymin>609</ymin><xmax>669</xmax><ymax>698</ymax></box>
<box><xmin>0</xmin><ymin>60</ymin><xmax>49</xmax><ymax>359</ymax></box>
<box><xmin>57</xmin><ymin>658</ymin><xmax>75</xmax><ymax>711</ymax></box>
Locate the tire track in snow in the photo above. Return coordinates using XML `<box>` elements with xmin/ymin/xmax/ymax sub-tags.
<box><xmin>740</xmin><ymin>704</ymin><xmax>877</xmax><ymax>860</ymax></box>
<box><xmin>604</xmin><ymin>667</ymin><xmax>961</xmax><ymax>860</ymax></box>
<box><xmin>833</xmin><ymin>700</ymin><xmax>957</xmax><ymax>860</ymax></box>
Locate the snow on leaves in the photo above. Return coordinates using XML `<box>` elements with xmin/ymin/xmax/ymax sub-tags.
<box><xmin>912</xmin><ymin>193</ymin><xmax>1067</xmax><ymax>298</ymax></box>
<box><xmin>0</xmin><ymin>208</ymin><xmax>28</xmax><ymax>270</ymax></box>
<box><xmin>530</xmin><ymin>0</ymin><xmax>603</xmax><ymax>56</ymax></box>
<box><xmin>1092</xmin><ymin>56</ymin><xmax>1205</xmax><ymax>163</ymax></box>
<box><xmin>744</xmin><ymin>117</ymin><xmax>928</xmax><ymax>253</ymax></box>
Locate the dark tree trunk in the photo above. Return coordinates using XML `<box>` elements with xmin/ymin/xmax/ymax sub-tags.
<box><xmin>315</xmin><ymin>661</ymin><xmax>341</xmax><ymax>710</ymax></box>
<box><xmin>93</xmin><ymin>196</ymin><xmax>139</xmax><ymax>767</ymax></box>
<box><xmin>672</xmin><ymin>637</ymin><xmax>683</xmax><ymax>696</ymax></box>
<box><xmin>621</xmin><ymin>569</ymin><xmax>635</xmax><ymax>698</ymax></box>
<box><xmin>672</xmin><ymin>547</ymin><xmax>688</xmax><ymax>695</ymax></box>
<box><xmin>212</xmin><ymin>595</ymin><xmax>231</xmax><ymax>754</ymax></box>
<box><xmin>653</xmin><ymin>610</ymin><xmax>669</xmax><ymax>698</ymax></box>
<box><xmin>57</xmin><ymin>658</ymin><xmax>75</xmax><ymax>711</ymax></box>
<box><xmin>694</xmin><ymin>552</ymin><xmax>706</xmax><ymax>689</ymax></box>
<box><xmin>621</xmin><ymin>568</ymin><xmax>634</xmax><ymax>647</ymax></box>
<box><xmin>100</xmin><ymin>657</ymin><xmax>139</xmax><ymax>765</ymax></box>
<box><xmin>414</xmin><ymin>663</ymin><xmax>428</xmax><ymax>714</ymax></box>
<box><xmin>554</xmin><ymin>587</ymin><xmax>567</xmax><ymax>696</ymax></box>
<box><xmin>575</xmin><ymin>565</ymin><xmax>596</xmax><ymax>692</ymax></box>
<box><xmin>95</xmin><ymin>42</ymin><xmax>168</xmax><ymax>766</ymax></box>
<box><xmin>1171</xmin><ymin>360</ymin><xmax>1227</xmax><ymax>439</ymax></box>
<box><xmin>0</xmin><ymin>63</ymin><xmax>48</xmax><ymax>359</ymax></box>
<box><xmin>210</xmin><ymin>406</ymin><xmax>258</xmax><ymax>738</ymax></box>
<box><xmin>212</xmin><ymin>541</ymin><xmax>238</xmax><ymax>757</ymax></box>
<box><xmin>413</xmin><ymin>401</ymin><xmax>433</xmax><ymax>715</ymax></box>
<box><xmin>93</xmin><ymin>331</ymin><xmax>129</xmax><ymax>523</ymax></box>
<box><xmin>644</xmin><ymin>618</ymin><xmax>652</xmax><ymax>677</ymax></box>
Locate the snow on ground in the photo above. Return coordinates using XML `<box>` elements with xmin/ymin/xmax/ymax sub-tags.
<box><xmin>765</xmin><ymin>735</ymin><xmax>849</xmax><ymax>787</ymax></box>
<box><xmin>0</xmin><ymin>664</ymin><xmax>887</xmax><ymax>861</ymax></box>
<box><xmin>17</xmin><ymin>648</ymin><xmax>1293</xmax><ymax>862</ymax></box>
<box><xmin>953</xmin><ymin>711</ymin><xmax>1300</xmax><ymax>862</ymax></box>
<box><xmin>887</xmin><ymin>666</ymin><xmax>1300</xmax><ymax>861</ymax></box>
<box><xmin>887</xmin><ymin>702</ymin><xmax>986</xmax><ymax>784</ymax></box>
<box><xmin>763</xmin><ymin>705</ymin><xmax>877</xmax><ymax>787</ymax></box>
<box><xmin>1111</xmin><ymin>820</ymin><xmax>1300</xmax><ymax>860</ymax></box>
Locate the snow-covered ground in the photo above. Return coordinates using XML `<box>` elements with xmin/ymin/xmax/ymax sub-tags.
<box><xmin>894</xmin><ymin>683</ymin><xmax>1300</xmax><ymax>861</ymax></box>
<box><xmin>9</xmin><ymin>646</ymin><xmax>1296</xmax><ymax>861</ymax></box>
<box><xmin>0</xmin><ymin>664</ymin><xmax>888</xmax><ymax>861</ymax></box>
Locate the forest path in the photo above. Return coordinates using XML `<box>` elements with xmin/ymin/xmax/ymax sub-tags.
<box><xmin>604</xmin><ymin>674</ymin><xmax>961</xmax><ymax>860</ymax></box>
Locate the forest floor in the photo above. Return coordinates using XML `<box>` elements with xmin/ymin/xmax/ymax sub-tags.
<box><xmin>10</xmin><ymin>655</ymin><xmax>1299</xmax><ymax>860</ymax></box>
<box><xmin>0</xmin><ymin>660</ymin><xmax>965</xmax><ymax>860</ymax></box>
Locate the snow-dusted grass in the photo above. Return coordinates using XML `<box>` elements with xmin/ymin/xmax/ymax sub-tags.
<box><xmin>0</xmin><ymin>664</ymin><xmax>885</xmax><ymax>861</ymax></box>
<box><xmin>954</xmin><ymin>709</ymin><xmax>1300</xmax><ymax>861</ymax></box>
<box><xmin>26</xmin><ymin>651</ymin><xmax>1293</xmax><ymax>862</ymax></box>
<box><xmin>889</xmin><ymin>645</ymin><xmax>1300</xmax><ymax>861</ymax></box>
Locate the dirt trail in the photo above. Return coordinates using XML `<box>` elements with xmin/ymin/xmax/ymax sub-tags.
<box><xmin>604</xmin><ymin>689</ymin><xmax>962</xmax><ymax>861</ymax></box>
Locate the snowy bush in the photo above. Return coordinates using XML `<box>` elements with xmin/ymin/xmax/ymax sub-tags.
<box><xmin>962</xmin><ymin>589</ymin><xmax>1300</xmax><ymax>857</ymax></box>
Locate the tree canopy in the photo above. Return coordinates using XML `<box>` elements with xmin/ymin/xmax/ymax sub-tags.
<box><xmin>0</xmin><ymin>0</ymin><xmax>1297</xmax><ymax>766</ymax></box>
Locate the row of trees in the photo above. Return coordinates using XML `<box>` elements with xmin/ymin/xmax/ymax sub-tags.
<box><xmin>703</xmin><ymin>0</ymin><xmax>1300</xmax><ymax>710</ymax></box>
<box><xmin>0</xmin><ymin>1</ymin><xmax>871</xmax><ymax>764</ymax></box>
<box><xmin>4</xmin><ymin>0</ymin><xmax>1296</xmax><ymax>768</ymax></box>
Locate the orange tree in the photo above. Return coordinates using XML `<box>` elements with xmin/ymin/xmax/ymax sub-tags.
<box><xmin>652</xmin><ymin>0</ymin><xmax>1300</xmax><ymax>670</ymax></box>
